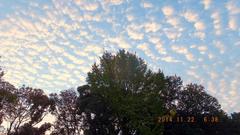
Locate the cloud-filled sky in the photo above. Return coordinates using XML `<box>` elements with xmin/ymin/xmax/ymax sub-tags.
<box><xmin>0</xmin><ymin>0</ymin><xmax>239</xmax><ymax>113</ymax></box>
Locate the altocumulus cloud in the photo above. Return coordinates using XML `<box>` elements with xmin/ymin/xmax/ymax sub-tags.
<box><xmin>0</xmin><ymin>0</ymin><xmax>239</xmax><ymax>113</ymax></box>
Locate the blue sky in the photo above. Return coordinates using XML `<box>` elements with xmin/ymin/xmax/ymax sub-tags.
<box><xmin>0</xmin><ymin>0</ymin><xmax>239</xmax><ymax>113</ymax></box>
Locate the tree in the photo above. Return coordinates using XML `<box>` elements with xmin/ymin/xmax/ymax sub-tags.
<box><xmin>50</xmin><ymin>89</ymin><xmax>82</xmax><ymax>135</ymax></box>
<box><xmin>77</xmin><ymin>50</ymin><xmax>165</xmax><ymax>135</ymax></box>
<box><xmin>3</xmin><ymin>86</ymin><xmax>53</xmax><ymax>135</ymax></box>
<box><xmin>178</xmin><ymin>83</ymin><xmax>221</xmax><ymax>115</ymax></box>
<box><xmin>11</xmin><ymin>123</ymin><xmax>51</xmax><ymax>135</ymax></box>
<box><xmin>0</xmin><ymin>66</ymin><xmax>17</xmax><ymax>125</ymax></box>
<box><xmin>163</xmin><ymin>83</ymin><xmax>225</xmax><ymax>135</ymax></box>
<box><xmin>161</xmin><ymin>75</ymin><xmax>183</xmax><ymax>111</ymax></box>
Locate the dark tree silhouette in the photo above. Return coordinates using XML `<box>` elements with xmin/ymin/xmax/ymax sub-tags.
<box><xmin>50</xmin><ymin>89</ymin><xmax>82</xmax><ymax>135</ymax></box>
<box><xmin>11</xmin><ymin>123</ymin><xmax>51</xmax><ymax>135</ymax></box>
<box><xmin>163</xmin><ymin>83</ymin><xmax>227</xmax><ymax>135</ymax></box>
<box><xmin>0</xmin><ymin>66</ymin><xmax>17</xmax><ymax>125</ymax></box>
<box><xmin>3</xmin><ymin>86</ymin><xmax>53</xmax><ymax>135</ymax></box>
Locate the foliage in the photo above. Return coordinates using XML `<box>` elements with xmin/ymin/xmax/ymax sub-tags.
<box><xmin>77</xmin><ymin>50</ymin><xmax>165</xmax><ymax>135</ymax></box>
<box><xmin>50</xmin><ymin>89</ymin><xmax>82</xmax><ymax>135</ymax></box>
<box><xmin>3</xmin><ymin>86</ymin><xmax>53</xmax><ymax>135</ymax></box>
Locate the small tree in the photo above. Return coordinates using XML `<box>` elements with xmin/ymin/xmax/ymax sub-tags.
<box><xmin>50</xmin><ymin>89</ymin><xmax>82</xmax><ymax>135</ymax></box>
<box><xmin>0</xmin><ymin>67</ymin><xmax>17</xmax><ymax>125</ymax></box>
<box><xmin>3</xmin><ymin>86</ymin><xmax>53</xmax><ymax>135</ymax></box>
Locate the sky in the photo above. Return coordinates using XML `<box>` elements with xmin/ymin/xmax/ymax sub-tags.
<box><xmin>0</xmin><ymin>0</ymin><xmax>239</xmax><ymax>113</ymax></box>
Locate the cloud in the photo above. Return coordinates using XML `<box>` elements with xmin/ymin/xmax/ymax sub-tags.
<box><xmin>164</xmin><ymin>28</ymin><xmax>182</xmax><ymax>41</ymax></box>
<box><xmin>211</xmin><ymin>11</ymin><xmax>222</xmax><ymax>35</ymax></box>
<box><xmin>166</xmin><ymin>17</ymin><xmax>180</xmax><ymax>28</ymax></box>
<box><xmin>142</xmin><ymin>2</ymin><xmax>153</xmax><ymax>8</ymax></box>
<box><xmin>187</xmin><ymin>70</ymin><xmax>200</xmax><ymax>79</ymax></box>
<box><xmin>83</xmin><ymin>45</ymin><xmax>103</xmax><ymax>55</ymax></box>
<box><xmin>137</xmin><ymin>43</ymin><xmax>156</xmax><ymax>59</ymax></box>
<box><xmin>207</xmin><ymin>81</ymin><xmax>217</xmax><ymax>94</ymax></box>
<box><xmin>126</xmin><ymin>15</ymin><xmax>134</xmax><ymax>22</ymax></box>
<box><xmin>171</xmin><ymin>45</ymin><xmax>188</xmax><ymax>54</ymax></box>
<box><xmin>42</xmin><ymin>74</ymin><xmax>54</xmax><ymax>80</ymax></box>
<box><xmin>108</xmin><ymin>36</ymin><xmax>131</xmax><ymax>49</ymax></box>
<box><xmin>208</xmin><ymin>71</ymin><xmax>218</xmax><ymax>79</ymax></box>
<box><xmin>127</xmin><ymin>27</ymin><xmax>144</xmax><ymax>40</ymax></box>
<box><xmin>228</xmin><ymin>17</ymin><xmax>238</xmax><ymax>30</ymax></box>
<box><xmin>194</xmin><ymin>32</ymin><xmax>205</xmax><ymax>40</ymax></box>
<box><xmin>162</xmin><ymin>6</ymin><xmax>174</xmax><ymax>16</ymax></box>
<box><xmin>225</xmin><ymin>0</ymin><xmax>240</xmax><ymax>15</ymax></box>
<box><xmin>148</xmin><ymin>35</ymin><xmax>169</xmax><ymax>55</ymax></box>
<box><xmin>161</xmin><ymin>56</ymin><xmax>180</xmax><ymax>63</ymax></box>
<box><xmin>182</xmin><ymin>11</ymin><xmax>199</xmax><ymax>23</ymax></box>
<box><xmin>201</xmin><ymin>0</ymin><xmax>212</xmax><ymax>10</ymax></box>
<box><xmin>197</xmin><ymin>45</ymin><xmax>208</xmax><ymax>54</ymax></box>
<box><xmin>144</xmin><ymin>22</ymin><xmax>161</xmax><ymax>33</ymax></box>
<box><xmin>194</xmin><ymin>21</ymin><xmax>205</xmax><ymax>31</ymax></box>
<box><xmin>171</xmin><ymin>45</ymin><xmax>195</xmax><ymax>61</ymax></box>
<box><xmin>105</xmin><ymin>0</ymin><xmax>124</xmax><ymax>5</ymax></box>
<box><xmin>82</xmin><ymin>3</ymin><xmax>99</xmax><ymax>11</ymax></box>
<box><xmin>214</xmin><ymin>40</ymin><xmax>225</xmax><ymax>54</ymax></box>
<box><xmin>182</xmin><ymin>10</ymin><xmax>206</xmax><ymax>39</ymax></box>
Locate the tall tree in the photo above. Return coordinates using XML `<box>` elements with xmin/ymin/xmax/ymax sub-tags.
<box><xmin>77</xmin><ymin>50</ymin><xmax>165</xmax><ymax>135</ymax></box>
<box><xmin>50</xmin><ymin>89</ymin><xmax>82</xmax><ymax>135</ymax></box>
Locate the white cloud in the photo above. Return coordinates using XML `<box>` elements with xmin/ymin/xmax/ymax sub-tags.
<box><xmin>214</xmin><ymin>41</ymin><xmax>225</xmax><ymax>54</ymax></box>
<box><xmin>228</xmin><ymin>17</ymin><xmax>238</xmax><ymax>30</ymax></box>
<box><xmin>63</xmin><ymin>52</ymin><xmax>84</xmax><ymax>65</ymax></box>
<box><xmin>166</xmin><ymin>17</ymin><xmax>180</xmax><ymax>28</ymax></box>
<box><xmin>137</xmin><ymin>43</ymin><xmax>156</xmax><ymax>59</ymax></box>
<box><xmin>84</xmin><ymin>45</ymin><xmax>103</xmax><ymax>55</ymax></box>
<box><xmin>194</xmin><ymin>21</ymin><xmax>205</xmax><ymax>31</ymax></box>
<box><xmin>202</xmin><ymin>0</ymin><xmax>212</xmax><ymax>10</ymax></box>
<box><xmin>137</xmin><ymin>43</ymin><xmax>148</xmax><ymax>51</ymax></box>
<box><xmin>182</xmin><ymin>11</ymin><xmax>199</xmax><ymax>23</ymax></box>
<box><xmin>162</xmin><ymin>6</ymin><xmax>174</xmax><ymax>16</ymax></box>
<box><xmin>108</xmin><ymin>36</ymin><xmax>131</xmax><ymax>49</ymax></box>
<box><xmin>208</xmin><ymin>71</ymin><xmax>218</xmax><ymax>79</ymax></box>
<box><xmin>197</xmin><ymin>45</ymin><xmax>208</xmax><ymax>54</ymax></box>
<box><xmin>105</xmin><ymin>0</ymin><xmax>124</xmax><ymax>5</ymax></box>
<box><xmin>182</xmin><ymin>10</ymin><xmax>206</xmax><ymax>38</ymax></box>
<box><xmin>225</xmin><ymin>0</ymin><xmax>240</xmax><ymax>15</ymax></box>
<box><xmin>225</xmin><ymin>1</ymin><xmax>240</xmax><ymax>31</ymax></box>
<box><xmin>211</xmin><ymin>11</ymin><xmax>222</xmax><ymax>35</ymax></box>
<box><xmin>142</xmin><ymin>2</ymin><xmax>153</xmax><ymax>8</ymax></box>
<box><xmin>126</xmin><ymin>15</ymin><xmax>134</xmax><ymax>21</ymax></box>
<box><xmin>82</xmin><ymin>3</ymin><xmax>99</xmax><ymax>11</ymax></box>
<box><xmin>207</xmin><ymin>81</ymin><xmax>217</xmax><ymax>94</ymax></box>
<box><xmin>187</xmin><ymin>70</ymin><xmax>200</xmax><ymax>79</ymax></box>
<box><xmin>164</xmin><ymin>28</ymin><xmax>182</xmax><ymax>41</ymax></box>
<box><xmin>171</xmin><ymin>45</ymin><xmax>188</xmax><ymax>54</ymax></box>
<box><xmin>127</xmin><ymin>28</ymin><xmax>144</xmax><ymax>40</ymax></box>
<box><xmin>171</xmin><ymin>45</ymin><xmax>194</xmax><ymax>61</ymax></box>
<box><xmin>144</xmin><ymin>22</ymin><xmax>161</xmax><ymax>33</ymax></box>
<box><xmin>155</xmin><ymin>42</ymin><xmax>167</xmax><ymax>55</ymax></box>
<box><xmin>194</xmin><ymin>32</ymin><xmax>205</xmax><ymax>40</ymax></box>
<box><xmin>147</xmin><ymin>37</ymin><xmax>167</xmax><ymax>55</ymax></box>
<box><xmin>161</xmin><ymin>56</ymin><xmax>180</xmax><ymax>63</ymax></box>
<box><xmin>185</xmin><ymin>53</ymin><xmax>194</xmax><ymax>61</ymax></box>
<box><xmin>42</xmin><ymin>74</ymin><xmax>54</xmax><ymax>80</ymax></box>
<box><xmin>148</xmin><ymin>36</ymin><xmax>160</xmax><ymax>44</ymax></box>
